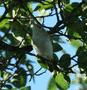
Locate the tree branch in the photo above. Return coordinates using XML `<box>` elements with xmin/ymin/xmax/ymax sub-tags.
<box><xmin>0</xmin><ymin>39</ymin><xmax>33</xmax><ymax>53</ymax></box>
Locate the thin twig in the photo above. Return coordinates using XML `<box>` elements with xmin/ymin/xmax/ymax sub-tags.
<box><xmin>70</xmin><ymin>64</ymin><xmax>78</xmax><ymax>69</ymax></box>
<box><xmin>35</xmin><ymin>13</ymin><xmax>55</xmax><ymax>18</ymax></box>
<box><xmin>35</xmin><ymin>69</ymin><xmax>47</xmax><ymax>76</ymax></box>
<box><xmin>53</xmin><ymin>1</ymin><xmax>60</xmax><ymax>21</ymax></box>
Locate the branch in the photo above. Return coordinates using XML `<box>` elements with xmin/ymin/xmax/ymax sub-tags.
<box><xmin>35</xmin><ymin>13</ymin><xmax>55</xmax><ymax>18</ymax></box>
<box><xmin>53</xmin><ymin>1</ymin><xmax>60</xmax><ymax>21</ymax></box>
<box><xmin>58</xmin><ymin>32</ymin><xmax>82</xmax><ymax>40</ymax></box>
<box><xmin>0</xmin><ymin>39</ymin><xmax>33</xmax><ymax>53</ymax></box>
<box><xmin>57</xmin><ymin>0</ymin><xmax>64</xmax><ymax>20</ymax></box>
<box><xmin>48</xmin><ymin>22</ymin><xmax>65</xmax><ymax>34</ymax></box>
<box><xmin>28</xmin><ymin>53</ymin><xmax>67</xmax><ymax>72</ymax></box>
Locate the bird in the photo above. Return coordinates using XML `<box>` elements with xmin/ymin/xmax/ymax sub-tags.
<box><xmin>31</xmin><ymin>20</ymin><xmax>53</xmax><ymax>62</ymax></box>
<box><xmin>30</xmin><ymin>20</ymin><xmax>63</xmax><ymax>72</ymax></box>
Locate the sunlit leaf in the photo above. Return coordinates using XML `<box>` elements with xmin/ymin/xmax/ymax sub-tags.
<box><xmin>27</xmin><ymin>2</ymin><xmax>33</xmax><ymax>12</ymax></box>
<box><xmin>70</xmin><ymin>40</ymin><xmax>82</xmax><ymax>47</ymax></box>
<box><xmin>0</xmin><ymin>19</ymin><xmax>8</xmax><ymax>28</ymax></box>
<box><xmin>0</xmin><ymin>19</ymin><xmax>10</xmax><ymax>32</ymax></box>
<box><xmin>34</xmin><ymin>2</ymin><xmax>53</xmax><ymax>11</ymax></box>
<box><xmin>48</xmin><ymin>77</ymin><xmax>57</xmax><ymax>90</ymax></box>
<box><xmin>20</xmin><ymin>86</ymin><xmax>31</xmax><ymax>90</ymax></box>
<box><xmin>3</xmin><ymin>72</ymin><xmax>9</xmax><ymax>80</ymax></box>
<box><xmin>54</xmin><ymin>73</ymin><xmax>70</xmax><ymax>90</ymax></box>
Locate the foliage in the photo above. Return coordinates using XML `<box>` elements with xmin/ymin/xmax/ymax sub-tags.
<box><xmin>0</xmin><ymin>0</ymin><xmax>87</xmax><ymax>90</ymax></box>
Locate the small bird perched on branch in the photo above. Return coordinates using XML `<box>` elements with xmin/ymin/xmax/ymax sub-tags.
<box><xmin>30</xmin><ymin>19</ymin><xmax>62</xmax><ymax>72</ymax></box>
<box><xmin>31</xmin><ymin>20</ymin><xmax>53</xmax><ymax>61</ymax></box>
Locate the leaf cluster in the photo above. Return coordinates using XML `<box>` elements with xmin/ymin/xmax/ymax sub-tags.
<box><xmin>0</xmin><ymin>0</ymin><xmax>87</xmax><ymax>90</ymax></box>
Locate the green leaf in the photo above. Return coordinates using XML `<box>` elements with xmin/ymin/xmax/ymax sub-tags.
<box><xmin>64</xmin><ymin>4</ymin><xmax>73</xmax><ymax>12</ymax></box>
<box><xmin>53</xmin><ymin>43</ymin><xmax>62</xmax><ymax>52</ymax></box>
<box><xmin>11</xmin><ymin>67</ymin><xmax>27</xmax><ymax>88</ymax></box>
<box><xmin>38</xmin><ymin>58</ymin><xmax>48</xmax><ymax>69</ymax></box>
<box><xmin>18</xmin><ymin>54</ymin><xmax>27</xmax><ymax>64</ymax></box>
<box><xmin>10</xmin><ymin>88</ymin><xmax>17</xmax><ymax>90</ymax></box>
<box><xmin>64</xmin><ymin>2</ymin><xmax>82</xmax><ymax>21</ymax></box>
<box><xmin>64</xmin><ymin>74</ymin><xmax>71</xmax><ymax>84</ymax></box>
<box><xmin>54</xmin><ymin>73</ymin><xmax>69</xmax><ymax>90</ymax></box>
<box><xmin>59</xmin><ymin>54</ymin><xmax>71</xmax><ymax>69</ymax></box>
<box><xmin>11</xmin><ymin>21</ymin><xmax>26</xmax><ymax>37</ymax></box>
<box><xmin>5</xmin><ymin>84</ymin><xmax>12</xmax><ymax>89</ymax></box>
<box><xmin>3</xmin><ymin>72</ymin><xmax>10</xmax><ymax>80</ymax></box>
<box><xmin>64</xmin><ymin>4</ymin><xmax>74</xmax><ymax>16</ymax></box>
<box><xmin>81</xmin><ymin>32</ymin><xmax>87</xmax><ymax>43</ymax></box>
<box><xmin>27</xmin><ymin>2</ymin><xmax>33</xmax><ymax>12</ymax></box>
<box><xmin>78</xmin><ymin>51</ymin><xmax>87</xmax><ymax>69</ymax></box>
<box><xmin>48</xmin><ymin>77</ymin><xmax>57</xmax><ymax>90</ymax></box>
<box><xmin>63</xmin><ymin>0</ymin><xmax>70</xmax><ymax>4</ymax></box>
<box><xmin>6</xmin><ymin>33</ymin><xmax>20</xmax><ymax>45</ymax></box>
<box><xmin>20</xmin><ymin>86</ymin><xmax>31</xmax><ymax>90</ymax></box>
<box><xmin>34</xmin><ymin>5</ymin><xmax>41</xmax><ymax>11</ymax></box>
<box><xmin>76</xmin><ymin>46</ymin><xmax>86</xmax><ymax>55</ymax></box>
<box><xmin>0</xmin><ymin>19</ymin><xmax>10</xmax><ymax>33</ymax></box>
<box><xmin>53</xmin><ymin>54</ymin><xmax>59</xmax><ymax>62</ymax></box>
<box><xmin>67</xmin><ymin>19</ymin><xmax>83</xmax><ymax>33</ymax></box>
<box><xmin>34</xmin><ymin>2</ymin><xmax>53</xmax><ymax>11</ymax></box>
<box><xmin>0</xmin><ymin>19</ymin><xmax>9</xmax><ymax>28</ymax></box>
<box><xmin>0</xmin><ymin>70</ymin><xmax>4</xmax><ymax>77</ymax></box>
<box><xmin>70</xmin><ymin>40</ymin><xmax>81</xmax><ymax>48</ymax></box>
<box><xmin>64</xmin><ymin>2</ymin><xmax>80</xmax><ymax>13</ymax></box>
